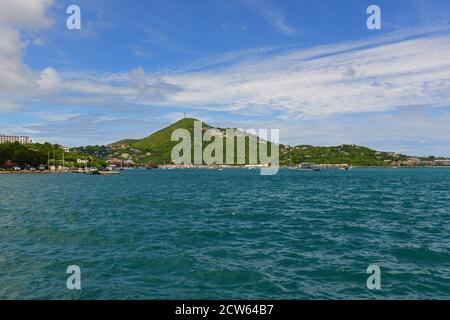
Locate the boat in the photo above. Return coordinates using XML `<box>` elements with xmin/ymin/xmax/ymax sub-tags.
<box><xmin>84</xmin><ymin>170</ymin><xmax>100</xmax><ymax>175</ymax></box>
<box><xmin>98</xmin><ymin>170</ymin><xmax>120</xmax><ymax>175</ymax></box>
<box><xmin>297</xmin><ymin>163</ymin><xmax>321</xmax><ymax>171</ymax></box>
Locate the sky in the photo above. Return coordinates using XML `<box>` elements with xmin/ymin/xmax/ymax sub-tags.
<box><xmin>1</xmin><ymin>0</ymin><xmax>450</xmax><ymax>156</ymax></box>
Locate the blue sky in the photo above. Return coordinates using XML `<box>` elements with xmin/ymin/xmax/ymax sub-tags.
<box><xmin>1</xmin><ymin>0</ymin><xmax>450</xmax><ymax>156</ymax></box>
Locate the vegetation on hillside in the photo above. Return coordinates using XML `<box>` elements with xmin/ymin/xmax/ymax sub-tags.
<box><xmin>4</xmin><ymin>119</ymin><xmax>442</xmax><ymax>168</ymax></box>
<box><xmin>76</xmin><ymin>118</ymin><xmax>213</xmax><ymax>165</ymax></box>
<box><xmin>0</xmin><ymin>142</ymin><xmax>47</xmax><ymax>167</ymax></box>
<box><xmin>82</xmin><ymin>118</ymin><xmax>410</xmax><ymax>166</ymax></box>
<box><xmin>280</xmin><ymin>144</ymin><xmax>409</xmax><ymax>166</ymax></box>
<box><xmin>0</xmin><ymin>142</ymin><xmax>106</xmax><ymax>169</ymax></box>
<box><xmin>96</xmin><ymin>118</ymin><xmax>277</xmax><ymax>165</ymax></box>
<box><xmin>72</xmin><ymin>145</ymin><xmax>111</xmax><ymax>159</ymax></box>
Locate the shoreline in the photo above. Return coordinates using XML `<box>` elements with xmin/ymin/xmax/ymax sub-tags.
<box><xmin>0</xmin><ymin>170</ymin><xmax>64</xmax><ymax>174</ymax></box>
<box><xmin>1</xmin><ymin>166</ymin><xmax>450</xmax><ymax>174</ymax></box>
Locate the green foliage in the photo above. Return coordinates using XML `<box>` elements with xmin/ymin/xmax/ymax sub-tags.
<box><xmin>0</xmin><ymin>142</ymin><xmax>47</xmax><ymax>167</ymax></box>
<box><xmin>280</xmin><ymin>144</ymin><xmax>408</xmax><ymax>166</ymax></box>
<box><xmin>71</xmin><ymin>145</ymin><xmax>111</xmax><ymax>159</ymax></box>
<box><xmin>0</xmin><ymin>142</ymin><xmax>103</xmax><ymax>168</ymax></box>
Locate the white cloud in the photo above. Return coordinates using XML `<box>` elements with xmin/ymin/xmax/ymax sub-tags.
<box><xmin>0</xmin><ymin>0</ymin><xmax>53</xmax><ymax>30</ymax></box>
<box><xmin>0</xmin><ymin>0</ymin><xmax>53</xmax><ymax>111</ymax></box>
<box><xmin>2</xmin><ymin>18</ymin><xmax>450</xmax><ymax>121</ymax></box>
<box><xmin>240</xmin><ymin>0</ymin><xmax>297</xmax><ymax>35</ymax></box>
<box><xmin>159</xmin><ymin>25</ymin><xmax>450</xmax><ymax>118</ymax></box>
<box><xmin>212</xmin><ymin>107</ymin><xmax>450</xmax><ymax>156</ymax></box>
<box><xmin>177</xmin><ymin>45</ymin><xmax>286</xmax><ymax>72</ymax></box>
<box><xmin>0</xmin><ymin>27</ymin><xmax>33</xmax><ymax>94</ymax></box>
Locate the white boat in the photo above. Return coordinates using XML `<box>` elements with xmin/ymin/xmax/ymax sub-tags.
<box><xmin>297</xmin><ymin>163</ymin><xmax>321</xmax><ymax>171</ymax></box>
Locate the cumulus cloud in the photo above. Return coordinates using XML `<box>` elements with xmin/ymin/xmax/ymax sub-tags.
<box><xmin>29</xmin><ymin>24</ymin><xmax>444</xmax><ymax>121</ymax></box>
<box><xmin>2</xmin><ymin>5</ymin><xmax>449</xmax><ymax>120</ymax></box>
<box><xmin>0</xmin><ymin>27</ymin><xmax>33</xmax><ymax>93</ymax></box>
<box><xmin>60</xmin><ymin>26</ymin><xmax>441</xmax><ymax>120</ymax></box>
<box><xmin>0</xmin><ymin>0</ymin><xmax>53</xmax><ymax>29</ymax></box>
<box><xmin>0</xmin><ymin>0</ymin><xmax>53</xmax><ymax>110</ymax></box>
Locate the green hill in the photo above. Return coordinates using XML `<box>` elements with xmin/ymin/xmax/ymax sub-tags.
<box><xmin>107</xmin><ymin>118</ymin><xmax>281</xmax><ymax>165</ymax></box>
<box><xmin>107</xmin><ymin>118</ymin><xmax>212</xmax><ymax>164</ymax></box>
<box><xmin>111</xmin><ymin>118</ymin><xmax>269</xmax><ymax>165</ymax></box>
<box><xmin>133</xmin><ymin>117</ymin><xmax>211</xmax><ymax>151</ymax></box>
<box><xmin>81</xmin><ymin>118</ymin><xmax>413</xmax><ymax>166</ymax></box>
<box><xmin>282</xmin><ymin>144</ymin><xmax>409</xmax><ymax>166</ymax></box>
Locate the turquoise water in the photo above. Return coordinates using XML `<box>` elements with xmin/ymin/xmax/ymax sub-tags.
<box><xmin>0</xmin><ymin>168</ymin><xmax>449</xmax><ymax>299</ymax></box>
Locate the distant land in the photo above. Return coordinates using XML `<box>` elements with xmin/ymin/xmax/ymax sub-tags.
<box><xmin>2</xmin><ymin>118</ymin><xmax>450</xmax><ymax>169</ymax></box>
<box><xmin>71</xmin><ymin>118</ymin><xmax>450</xmax><ymax>167</ymax></box>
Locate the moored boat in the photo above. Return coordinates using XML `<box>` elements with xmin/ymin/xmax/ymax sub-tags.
<box><xmin>98</xmin><ymin>170</ymin><xmax>120</xmax><ymax>175</ymax></box>
<box><xmin>297</xmin><ymin>163</ymin><xmax>321</xmax><ymax>171</ymax></box>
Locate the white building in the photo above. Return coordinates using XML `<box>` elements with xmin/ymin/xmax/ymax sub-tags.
<box><xmin>0</xmin><ymin>134</ymin><xmax>32</xmax><ymax>144</ymax></box>
<box><xmin>435</xmin><ymin>160</ymin><xmax>450</xmax><ymax>166</ymax></box>
<box><xmin>60</xmin><ymin>145</ymin><xmax>70</xmax><ymax>152</ymax></box>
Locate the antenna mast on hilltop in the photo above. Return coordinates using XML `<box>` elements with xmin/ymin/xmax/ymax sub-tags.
<box><xmin>183</xmin><ymin>112</ymin><xmax>186</xmax><ymax>119</ymax></box>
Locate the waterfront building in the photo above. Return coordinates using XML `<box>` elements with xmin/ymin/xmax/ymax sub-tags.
<box><xmin>0</xmin><ymin>134</ymin><xmax>32</xmax><ymax>144</ymax></box>
<box><xmin>434</xmin><ymin>160</ymin><xmax>450</xmax><ymax>166</ymax></box>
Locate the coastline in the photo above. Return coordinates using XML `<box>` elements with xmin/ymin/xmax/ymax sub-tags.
<box><xmin>1</xmin><ymin>166</ymin><xmax>449</xmax><ymax>174</ymax></box>
<box><xmin>0</xmin><ymin>170</ymin><xmax>63</xmax><ymax>174</ymax></box>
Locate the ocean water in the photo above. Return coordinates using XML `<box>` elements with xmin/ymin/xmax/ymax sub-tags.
<box><xmin>0</xmin><ymin>168</ymin><xmax>449</xmax><ymax>300</ymax></box>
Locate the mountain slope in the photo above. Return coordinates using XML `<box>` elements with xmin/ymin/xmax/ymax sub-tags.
<box><xmin>133</xmin><ymin>118</ymin><xmax>210</xmax><ymax>150</ymax></box>
<box><xmin>284</xmin><ymin>144</ymin><xmax>409</xmax><ymax>166</ymax></box>
<box><xmin>107</xmin><ymin>118</ymin><xmax>279</xmax><ymax>165</ymax></box>
<box><xmin>84</xmin><ymin>118</ymin><xmax>414</xmax><ymax>166</ymax></box>
<box><xmin>108</xmin><ymin>118</ymin><xmax>213</xmax><ymax>164</ymax></box>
